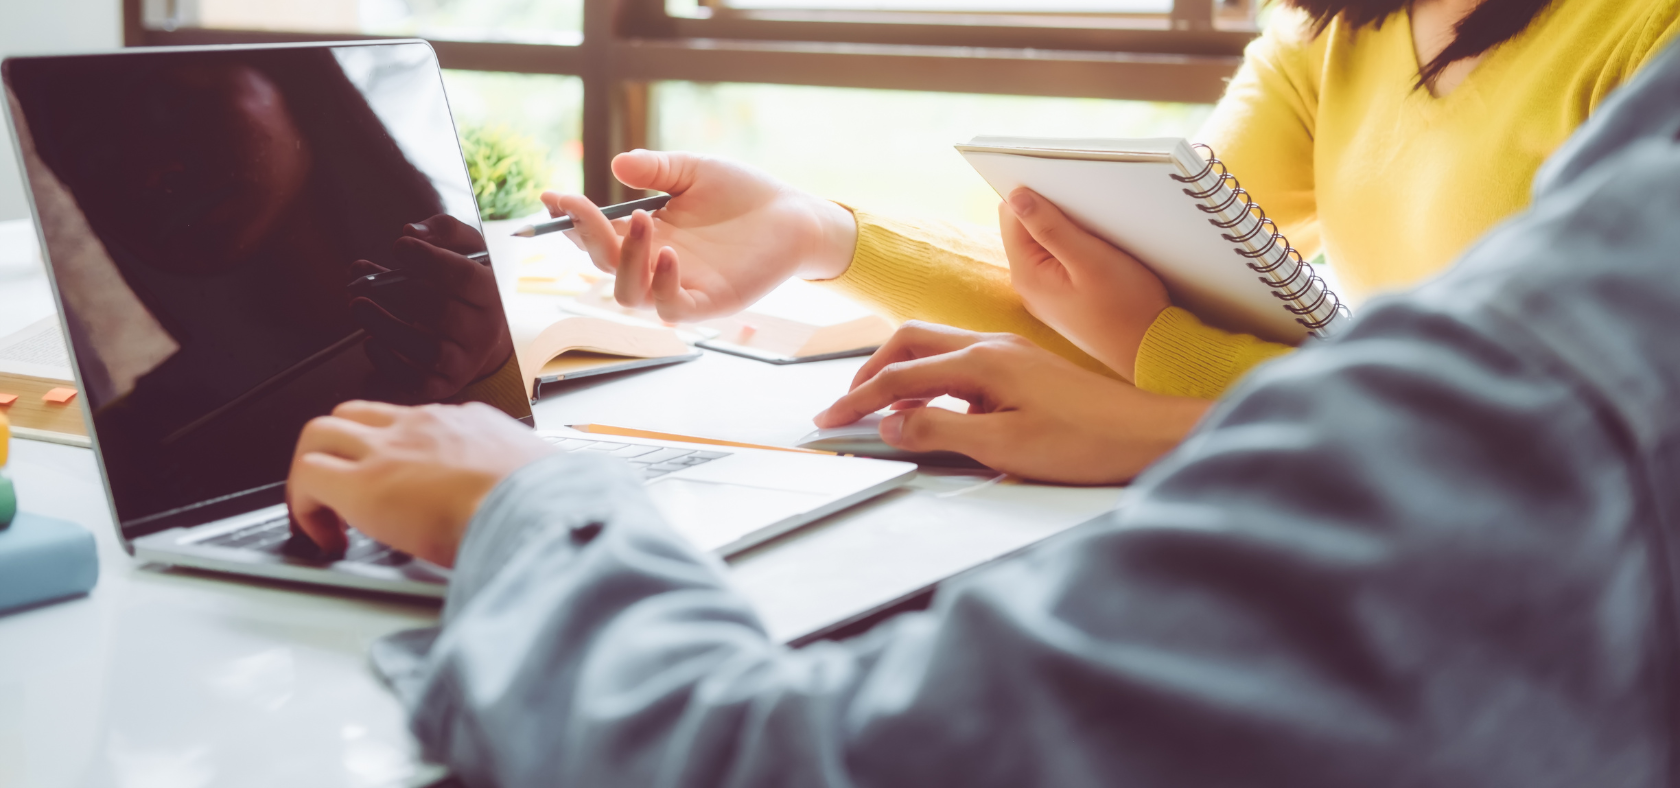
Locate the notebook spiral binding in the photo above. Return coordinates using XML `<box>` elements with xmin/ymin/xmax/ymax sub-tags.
<box><xmin>1169</xmin><ymin>144</ymin><xmax>1350</xmax><ymax>337</ymax></box>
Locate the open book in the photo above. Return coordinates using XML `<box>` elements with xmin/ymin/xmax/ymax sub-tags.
<box><xmin>510</xmin><ymin>313</ymin><xmax>699</xmax><ymax>400</ymax></box>
<box><xmin>563</xmin><ymin>277</ymin><xmax>895</xmax><ymax>365</ymax></box>
<box><xmin>957</xmin><ymin>136</ymin><xmax>1349</xmax><ymax>344</ymax></box>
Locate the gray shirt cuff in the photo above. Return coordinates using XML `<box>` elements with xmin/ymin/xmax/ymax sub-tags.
<box><xmin>370</xmin><ymin>451</ymin><xmax>647</xmax><ymax>701</ymax></box>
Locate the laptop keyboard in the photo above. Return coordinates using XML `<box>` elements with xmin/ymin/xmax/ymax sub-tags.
<box><xmin>200</xmin><ymin>516</ymin><xmax>411</xmax><ymax>566</ymax></box>
<box><xmin>197</xmin><ymin>438</ymin><xmax>728</xmax><ymax>562</ymax></box>
<box><xmin>540</xmin><ymin>435</ymin><xmax>731</xmax><ymax>481</ymax></box>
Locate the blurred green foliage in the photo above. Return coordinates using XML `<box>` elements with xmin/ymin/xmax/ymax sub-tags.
<box><xmin>460</xmin><ymin>124</ymin><xmax>550</xmax><ymax>220</ymax></box>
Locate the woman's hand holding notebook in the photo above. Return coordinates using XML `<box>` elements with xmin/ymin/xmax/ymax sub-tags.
<box><xmin>958</xmin><ymin>136</ymin><xmax>1350</xmax><ymax>345</ymax></box>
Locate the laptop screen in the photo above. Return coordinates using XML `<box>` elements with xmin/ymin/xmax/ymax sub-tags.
<box><xmin>3</xmin><ymin>42</ymin><xmax>533</xmax><ymax>533</ymax></box>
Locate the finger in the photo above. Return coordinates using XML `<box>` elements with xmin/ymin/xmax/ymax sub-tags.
<box><xmin>286</xmin><ymin>452</ymin><xmax>356</xmax><ymax>554</ymax></box>
<box><xmin>542</xmin><ymin>192</ymin><xmax>581</xmax><ymax>246</ymax></box>
<box><xmin>1006</xmin><ymin>188</ymin><xmax>1119</xmax><ymax>282</ymax></box>
<box><xmin>544</xmin><ymin>194</ymin><xmax>590</xmax><ymax>253</ymax></box>
<box><xmin>997</xmin><ymin>201</ymin><xmax>1060</xmax><ymax>287</ymax></box>
<box><xmin>816</xmin><ymin>351</ymin><xmax>991</xmax><ymax>428</ymax></box>
<box><xmin>332</xmin><ymin>399</ymin><xmax>406</xmax><ymax>427</ymax></box>
<box><xmin>880</xmin><ymin>407</ymin><xmax>1011</xmax><ymax>465</ymax></box>
<box><xmin>554</xmin><ymin>194</ymin><xmax>624</xmax><ymax>275</ymax></box>
<box><xmin>403</xmin><ymin>214</ymin><xmax>486</xmax><ymax>256</ymax></box>
<box><xmin>556</xmin><ymin>219</ymin><xmax>625</xmax><ymax>250</ymax></box>
<box><xmin>351</xmin><ymin>297</ymin><xmax>442</xmax><ymax>365</ymax></box>
<box><xmin>560</xmin><ymin>228</ymin><xmax>584</xmax><ymax>251</ymax></box>
<box><xmin>296</xmin><ymin>415</ymin><xmax>380</xmax><ymax>462</ymax></box>
<box><xmin>611</xmin><ymin>149</ymin><xmax>703</xmax><ymax>194</ymax></box>
<box><xmin>849</xmin><ymin>321</ymin><xmax>990</xmax><ymax>391</ymax></box>
<box><xmin>542</xmin><ymin>191</ymin><xmax>566</xmax><ymax>218</ymax></box>
<box><xmin>648</xmin><ymin>246</ymin><xmax>724</xmax><ymax>321</ymax></box>
<box><xmin>614</xmin><ymin>210</ymin><xmax>657</xmax><ymax>309</ymax></box>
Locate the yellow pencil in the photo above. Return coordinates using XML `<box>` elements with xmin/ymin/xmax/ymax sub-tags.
<box><xmin>566</xmin><ymin>423</ymin><xmax>835</xmax><ymax>456</ymax></box>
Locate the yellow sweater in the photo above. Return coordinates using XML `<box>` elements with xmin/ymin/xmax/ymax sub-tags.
<box><xmin>818</xmin><ymin>0</ymin><xmax>1680</xmax><ymax>398</ymax></box>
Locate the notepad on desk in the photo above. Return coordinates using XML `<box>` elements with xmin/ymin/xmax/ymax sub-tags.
<box><xmin>957</xmin><ymin>136</ymin><xmax>1351</xmax><ymax>344</ymax></box>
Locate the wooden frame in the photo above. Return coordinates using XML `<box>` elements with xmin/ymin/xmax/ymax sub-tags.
<box><xmin>123</xmin><ymin>0</ymin><xmax>1251</xmax><ymax>203</ymax></box>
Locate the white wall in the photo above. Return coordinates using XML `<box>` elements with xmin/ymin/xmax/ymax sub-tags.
<box><xmin>0</xmin><ymin>0</ymin><xmax>122</xmax><ymax>221</ymax></box>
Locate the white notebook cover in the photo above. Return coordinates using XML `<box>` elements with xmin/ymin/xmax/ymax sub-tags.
<box><xmin>958</xmin><ymin>136</ymin><xmax>1337</xmax><ymax>345</ymax></box>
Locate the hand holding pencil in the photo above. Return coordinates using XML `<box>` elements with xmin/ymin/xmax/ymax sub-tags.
<box><xmin>510</xmin><ymin>194</ymin><xmax>672</xmax><ymax>237</ymax></box>
<box><xmin>537</xmin><ymin>149</ymin><xmax>860</xmax><ymax>323</ymax></box>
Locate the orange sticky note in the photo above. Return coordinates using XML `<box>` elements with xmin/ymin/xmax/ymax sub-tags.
<box><xmin>0</xmin><ymin>393</ymin><xmax>16</xmax><ymax>406</ymax></box>
<box><xmin>42</xmin><ymin>387</ymin><xmax>78</xmax><ymax>404</ymax></box>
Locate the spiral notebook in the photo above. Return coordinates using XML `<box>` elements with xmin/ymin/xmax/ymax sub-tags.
<box><xmin>956</xmin><ymin>136</ymin><xmax>1349</xmax><ymax>344</ymax></box>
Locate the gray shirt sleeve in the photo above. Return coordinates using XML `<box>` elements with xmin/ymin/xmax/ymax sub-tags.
<box><xmin>372</xmin><ymin>44</ymin><xmax>1680</xmax><ymax>788</ymax></box>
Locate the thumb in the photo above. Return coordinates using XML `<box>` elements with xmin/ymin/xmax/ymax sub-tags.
<box><xmin>880</xmin><ymin>408</ymin><xmax>1005</xmax><ymax>464</ymax></box>
<box><xmin>1006</xmin><ymin>187</ymin><xmax>1117</xmax><ymax>281</ymax></box>
<box><xmin>612</xmin><ymin>149</ymin><xmax>702</xmax><ymax>194</ymax></box>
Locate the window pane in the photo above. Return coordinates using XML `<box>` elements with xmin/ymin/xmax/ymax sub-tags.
<box><xmin>442</xmin><ymin>70</ymin><xmax>584</xmax><ymax>201</ymax></box>
<box><xmin>653</xmin><ymin>82</ymin><xmax>1213</xmax><ymax>227</ymax></box>
<box><xmin>152</xmin><ymin>0</ymin><xmax>582</xmax><ymax>44</ymax></box>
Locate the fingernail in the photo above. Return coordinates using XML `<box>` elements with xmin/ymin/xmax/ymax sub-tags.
<box><xmin>1009</xmin><ymin>190</ymin><xmax>1034</xmax><ymax>216</ymax></box>
<box><xmin>881</xmin><ymin>412</ymin><xmax>904</xmax><ymax>445</ymax></box>
<box><xmin>407</xmin><ymin>222</ymin><xmax>430</xmax><ymax>235</ymax></box>
<box><xmin>629</xmin><ymin>219</ymin><xmax>645</xmax><ymax>240</ymax></box>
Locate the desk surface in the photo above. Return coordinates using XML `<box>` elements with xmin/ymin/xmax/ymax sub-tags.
<box><xmin>0</xmin><ymin>219</ymin><xmax>1125</xmax><ymax>788</ymax></box>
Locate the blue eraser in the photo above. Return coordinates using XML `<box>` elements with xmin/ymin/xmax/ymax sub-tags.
<box><xmin>0</xmin><ymin>511</ymin><xmax>99</xmax><ymax>615</ymax></box>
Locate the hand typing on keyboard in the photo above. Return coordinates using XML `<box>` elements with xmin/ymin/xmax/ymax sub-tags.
<box><xmin>286</xmin><ymin>400</ymin><xmax>558</xmax><ymax>567</ymax></box>
<box><xmin>205</xmin><ymin>515</ymin><xmax>415</xmax><ymax>566</ymax></box>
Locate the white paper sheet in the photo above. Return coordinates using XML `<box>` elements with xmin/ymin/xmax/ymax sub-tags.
<box><xmin>0</xmin><ymin>316</ymin><xmax>72</xmax><ymax>381</ymax></box>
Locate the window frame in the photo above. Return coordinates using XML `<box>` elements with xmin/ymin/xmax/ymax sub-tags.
<box><xmin>122</xmin><ymin>0</ymin><xmax>1253</xmax><ymax>204</ymax></box>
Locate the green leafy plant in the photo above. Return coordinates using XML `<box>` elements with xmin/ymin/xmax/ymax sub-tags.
<box><xmin>460</xmin><ymin>124</ymin><xmax>551</xmax><ymax>221</ymax></box>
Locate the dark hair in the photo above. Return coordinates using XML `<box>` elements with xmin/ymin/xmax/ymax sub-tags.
<box><xmin>1282</xmin><ymin>0</ymin><xmax>1557</xmax><ymax>88</ymax></box>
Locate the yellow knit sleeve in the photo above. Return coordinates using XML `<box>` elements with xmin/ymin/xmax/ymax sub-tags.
<box><xmin>809</xmin><ymin>206</ymin><xmax>1117</xmax><ymax>378</ymax></box>
<box><xmin>1134</xmin><ymin>307</ymin><xmax>1295</xmax><ymax>399</ymax></box>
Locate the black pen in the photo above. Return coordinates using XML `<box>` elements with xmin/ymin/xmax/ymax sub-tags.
<box><xmin>510</xmin><ymin>193</ymin><xmax>672</xmax><ymax>237</ymax></box>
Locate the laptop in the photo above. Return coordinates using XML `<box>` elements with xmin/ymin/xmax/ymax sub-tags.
<box><xmin>2</xmin><ymin>40</ymin><xmax>915</xmax><ymax>598</ymax></box>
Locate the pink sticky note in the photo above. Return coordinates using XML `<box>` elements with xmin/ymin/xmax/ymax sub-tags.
<box><xmin>41</xmin><ymin>387</ymin><xmax>77</xmax><ymax>404</ymax></box>
<box><xmin>0</xmin><ymin>393</ymin><xmax>16</xmax><ymax>406</ymax></box>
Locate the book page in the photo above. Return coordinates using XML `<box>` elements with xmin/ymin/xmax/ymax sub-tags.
<box><xmin>0</xmin><ymin>317</ymin><xmax>72</xmax><ymax>381</ymax></box>
<box><xmin>514</xmin><ymin>314</ymin><xmax>691</xmax><ymax>385</ymax></box>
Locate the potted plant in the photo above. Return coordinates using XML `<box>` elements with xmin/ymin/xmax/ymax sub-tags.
<box><xmin>459</xmin><ymin>124</ymin><xmax>553</xmax><ymax>295</ymax></box>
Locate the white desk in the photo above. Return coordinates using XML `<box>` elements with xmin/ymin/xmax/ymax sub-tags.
<box><xmin>0</xmin><ymin>220</ymin><xmax>1126</xmax><ymax>788</ymax></box>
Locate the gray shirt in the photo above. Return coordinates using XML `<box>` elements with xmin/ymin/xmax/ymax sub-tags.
<box><xmin>373</xmin><ymin>42</ymin><xmax>1680</xmax><ymax>788</ymax></box>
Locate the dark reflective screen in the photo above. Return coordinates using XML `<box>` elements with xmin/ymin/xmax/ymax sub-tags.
<box><xmin>4</xmin><ymin>43</ymin><xmax>530</xmax><ymax>530</ymax></box>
